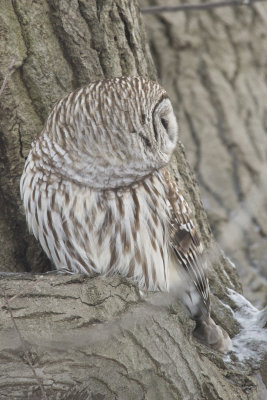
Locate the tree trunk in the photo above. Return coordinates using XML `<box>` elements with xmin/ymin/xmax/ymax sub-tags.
<box><xmin>0</xmin><ymin>1</ymin><xmax>265</xmax><ymax>399</ymax></box>
<box><xmin>0</xmin><ymin>273</ymin><xmax>263</xmax><ymax>400</ymax></box>
<box><xmin>142</xmin><ymin>0</ymin><xmax>267</xmax><ymax>309</ymax></box>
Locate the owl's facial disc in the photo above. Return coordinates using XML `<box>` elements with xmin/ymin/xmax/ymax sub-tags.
<box><xmin>123</xmin><ymin>95</ymin><xmax>178</xmax><ymax>173</ymax></box>
<box><xmin>151</xmin><ymin>96</ymin><xmax>178</xmax><ymax>157</ymax></box>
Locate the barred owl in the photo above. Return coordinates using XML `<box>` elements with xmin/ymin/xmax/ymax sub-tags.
<box><xmin>20</xmin><ymin>77</ymin><xmax>231</xmax><ymax>351</ymax></box>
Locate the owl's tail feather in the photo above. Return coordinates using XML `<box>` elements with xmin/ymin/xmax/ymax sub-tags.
<box><xmin>193</xmin><ymin>316</ymin><xmax>232</xmax><ymax>353</ymax></box>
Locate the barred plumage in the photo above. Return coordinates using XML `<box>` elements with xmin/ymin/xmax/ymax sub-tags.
<box><xmin>21</xmin><ymin>76</ymin><xmax>231</xmax><ymax>351</ymax></box>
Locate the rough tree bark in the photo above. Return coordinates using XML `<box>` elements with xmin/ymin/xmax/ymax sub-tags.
<box><xmin>0</xmin><ymin>1</ymin><xmax>265</xmax><ymax>399</ymax></box>
<box><xmin>142</xmin><ymin>0</ymin><xmax>267</xmax><ymax>309</ymax></box>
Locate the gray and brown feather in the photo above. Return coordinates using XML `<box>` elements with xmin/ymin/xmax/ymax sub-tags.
<box><xmin>20</xmin><ymin>76</ymin><xmax>210</xmax><ymax>316</ymax></box>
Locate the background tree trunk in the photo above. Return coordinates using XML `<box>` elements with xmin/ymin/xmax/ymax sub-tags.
<box><xmin>142</xmin><ymin>0</ymin><xmax>267</xmax><ymax>309</ymax></box>
<box><xmin>0</xmin><ymin>0</ymin><xmax>266</xmax><ymax>398</ymax></box>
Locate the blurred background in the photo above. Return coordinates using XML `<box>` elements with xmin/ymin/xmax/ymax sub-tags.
<box><xmin>140</xmin><ymin>0</ymin><xmax>267</xmax><ymax>308</ymax></box>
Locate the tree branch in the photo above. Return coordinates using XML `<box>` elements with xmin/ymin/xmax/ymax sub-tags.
<box><xmin>3</xmin><ymin>290</ymin><xmax>47</xmax><ymax>400</ymax></box>
<box><xmin>141</xmin><ymin>0</ymin><xmax>267</xmax><ymax>14</ymax></box>
<box><xmin>0</xmin><ymin>275</ymin><xmax>44</xmax><ymax>310</ymax></box>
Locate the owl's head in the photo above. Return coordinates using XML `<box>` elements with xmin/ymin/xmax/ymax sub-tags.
<box><xmin>41</xmin><ymin>77</ymin><xmax>178</xmax><ymax>189</ymax></box>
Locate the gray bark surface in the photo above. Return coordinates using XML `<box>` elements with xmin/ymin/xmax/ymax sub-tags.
<box><xmin>142</xmin><ymin>0</ymin><xmax>267</xmax><ymax>308</ymax></box>
<box><xmin>0</xmin><ymin>274</ymin><xmax>262</xmax><ymax>400</ymax></box>
<box><xmin>0</xmin><ymin>0</ymin><xmax>265</xmax><ymax>398</ymax></box>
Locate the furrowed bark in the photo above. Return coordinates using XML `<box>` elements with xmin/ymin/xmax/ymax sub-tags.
<box><xmin>142</xmin><ymin>0</ymin><xmax>267</xmax><ymax>309</ymax></box>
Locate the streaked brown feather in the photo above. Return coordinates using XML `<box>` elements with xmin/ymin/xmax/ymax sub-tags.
<box><xmin>163</xmin><ymin>168</ymin><xmax>210</xmax><ymax>310</ymax></box>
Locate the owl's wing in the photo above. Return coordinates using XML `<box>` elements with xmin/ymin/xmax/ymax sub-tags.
<box><xmin>163</xmin><ymin>169</ymin><xmax>210</xmax><ymax>310</ymax></box>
